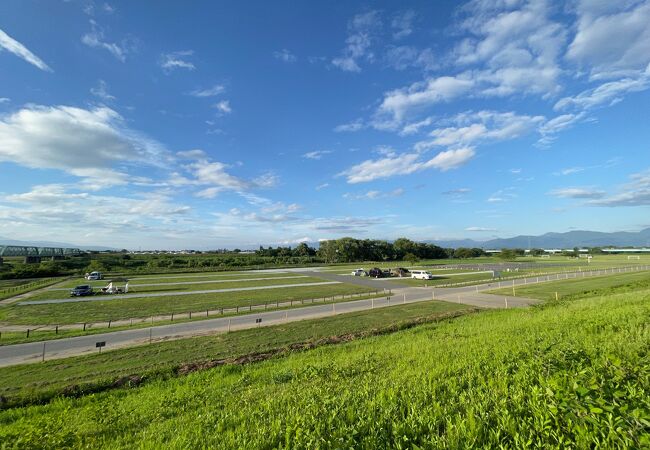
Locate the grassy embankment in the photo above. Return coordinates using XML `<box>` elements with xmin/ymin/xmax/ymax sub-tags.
<box><xmin>0</xmin><ymin>274</ymin><xmax>648</xmax><ymax>447</ymax></box>
<box><xmin>0</xmin><ymin>300</ymin><xmax>471</xmax><ymax>408</ymax></box>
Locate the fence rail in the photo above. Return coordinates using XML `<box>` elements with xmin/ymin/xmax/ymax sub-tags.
<box><xmin>0</xmin><ymin>278</ymin><xmax>65</xmax><ymax>300</ymax></box>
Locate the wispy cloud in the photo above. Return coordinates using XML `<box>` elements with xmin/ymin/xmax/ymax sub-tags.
<box><xmin>213</xmin><ymin>100</ymin><xmax>232</xmax><ymax>115</ymax></box>
<box><xmin>442</xmin><ymin>188</ymin><xmax>470</xmax><ymax>196</ymax></box>
<box><xmin>384</xmin><ymin>46</ymin><xmax>436</xmax><ymax>71</ymax></box>
<box><xmin>82</xmin><ymin>20</ymin><xmax>131</xmax><ymax>62</ymax></box>
<box><xmin>302</xmin><ymin>150</ymin><xmax>332</xmax><ymax>160</ymax></box>
<box><xmin>160</xmin><ymin>50</ymin><xmax>195</xmax><ymax>72</ymax></box>
<box><xmin>273</xmin><ymin>48</ymin><xmax>297</xmax><ymax>63</ymax></box>
<box><xmin>332</xmin><ymin>11</ymin><xmax>381</xmax><ymax>72</ymax></box>
<box><xmin>391</xmin><ymin>10</ymin><xmax>416</xmax><ymax>40</ymax></box>
<box><xmin>344</xmin><ymin>188</ymin><xmax>405</xmax><ymax>200</ymax></box>
<box><xmin>0</xmin><ymin>28</ymin><xmax>52</xmax><ymax>71</ymax></box>
<box><xmin>189</xmin><ymin>84</ymin><xmax>226</xmax><ymax>97</ymax></box>
<box><xmin>586</xmin><ymin>170</ymin><xmax>650</xmax><ymax>207</ymax></box>
<box><xmin>465</xmin><ymin>226</ymin><xmax>497</xmax><ymax>232</ymax></box>
<box><xmin>90</xmin><ymin>79</ymin><xmax>115</xmax><ymax>101</ymax></box>
<box><xmin>334</xmin><ymin>119</ymin><xmax>364</xmax><ymax>132</ymax></box>
<box><xmin>549</xmin><ymin>187</ymin><xmax>606</xmax><ymax>199</ymax></box>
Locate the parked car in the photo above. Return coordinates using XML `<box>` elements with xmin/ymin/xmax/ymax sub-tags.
<box><xmin>70</xmin><ymin>285</ymin><xmax>94</xmax><ymax>297</ymax></box>
<box><xmin>410</xmin><ymin>270</ymin><xmax>434</xmax><ymax>280</ymax></box>
<box><xmin>351</xmin><ymin>269</ymin><xmax>367</xmax><ymax>276</ymax></box>
<box><xmin>85</xmin><ymin>271</ymin><xmax>103</xmax><ymax>280</ymax></box>
<box><xmin>391</xmin><ymin>267</ymin><xmax>410</xmax><ymax>277</ymax></box>
<box><xmin>368</xmin><ymin>267</ymin><xmax>385</xmax><ymax>278</ymax></box>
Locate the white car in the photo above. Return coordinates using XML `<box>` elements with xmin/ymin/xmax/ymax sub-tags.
<box><xmin>410</xmin><ymin>270</ymin><xmax>434</xmax><ymax>280</ymax></box>
<box><xmin>351</xmin><ymin>269</ymin><xmax>367</xmax><ymax>276</ymax></box>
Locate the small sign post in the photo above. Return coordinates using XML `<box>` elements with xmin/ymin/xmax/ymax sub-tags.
<box><xmin>96</xmin><ymin>341</ymin><xmax>106</xmax><ymax>353</ymax></box>
<box><xmin>255</xmin><ymin>318</ymin><xmax>262</xmax><ymax>327</ymax></box>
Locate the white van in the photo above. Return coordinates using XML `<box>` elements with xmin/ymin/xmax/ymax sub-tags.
<box><xmin>410</xmin><ymin>270</ymin><xmax>434</xmax><ymax>280</ymax></box>
<box><xmin>351</xmin><ymin>269</ymin><xmax>367</xmax><ymax>276</ymax></box>
<box><xmin>85</xmin><ymin>271</ymin><xmax>103</xmax><ymax>280</ymax></box>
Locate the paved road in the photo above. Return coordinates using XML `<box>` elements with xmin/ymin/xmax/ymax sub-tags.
<box><xmin>18</xmin><ymin>281</ymin><xmax>342</xmax><ymax>305</ymax></box>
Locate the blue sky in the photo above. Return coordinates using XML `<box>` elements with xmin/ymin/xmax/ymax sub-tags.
<box><xmin>1</xmin><ymin>0</ymin><xmax>650</xmax><ymax>249</ymax></box>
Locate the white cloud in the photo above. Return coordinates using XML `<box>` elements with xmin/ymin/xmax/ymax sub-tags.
<box><xmin>453</xmin><ymin>0</ymin><xmax>566</xmax><ymax>96</ymax></box>
<box><xmin>341</xmin><ymin>147</ymin><xmax>475</xmax><ymax>183</ymax></box>
<box><xmin>315</xmin><ymin>183</ymin><xmax>330</xmax><ymax>190</ymax></box>
<box><xmin>189</xmin><ymin>85</ymin><xmax>226</xmax><ymax>97</ymax></box>
<box><xmin>415</xmin><ymin>110</ymin><xmax>544</xmax><ymax>151</ymax></box>
<box><xmin>90</xmin><ymin>79</ymin><xmax>115</xmax><ymax>101</ymax></box>
<box><xmin>566</xmin><ymin>1</ymin><xmax>650</xmax><ymax>79</ymax></box>
<box><xmin>213</xmin><ymin>100</ymin><xmax>232</xmax><ymax>115</ymax></box>
<box><xmin>302</xmin><ymin>150</ymin><xmax>332</xmax><ymax>160</ymax></box>
<box><xmin>82</xmin><ymin>20</ymin><xmax>130</xmax><ymax>62</ymax></box>
<box><xmin>160</xmin><ymin>50</ymin><xmax>195</xmax><ymax>72</ymax></box>
<box><xmin>0</xmin><ymin>105</ymin><xmax>168</xmax><ymax>188</ymax></box>
<box><xmin>391</xmin><ymin>10</ymin><xmax>416</xmax><ymax>40</ymax></box>
<box><xmin>273</xmin><ymin>49</ymin><xmax>297</xmax><ymax>63</ymax></box>
<box><xmin>332</xmin><ymin>11</ymin><xmax>381</xmax><ymax>72</ymax></box>
<box><xmin>400</xmin><ymin>117</ymin><xmax>435</xmax><ymax>135</ymax></box>
<box><xmin>1</xmin><ymin>185</ymin><xmax>193</xmax><ymax>247</ymax></box>
<box><xmin>0</xmin><ymin>28</ymin><xmax>52</xmax><ymax>71</ymax></box>
<box><xmin>334</xmin><ymin>119</ymin><xmax>364</xmax><ymax>132</ymax></box>
<box><xmin>0</xmin><ymin>98</ymin><xmax>10</xmax><ymax>104</ymax></box>
<box><xmin>188</xmin><ymin>161</ymin><xmax>249</xmax><ymax>192</ymax></box>
<box><xmin>549</xmin><ymin>187</ymin><xmax>606</xmax><ymax>199</ymax></box>
<box><xmin>374</xmin><ymin>75</ymin><xmax>474</xmax><ymax>127</ymax></box>
<box><xmin>554</xmin><ymin>70</ymin><xmax>650</xmax><ymax>112</ymax></box>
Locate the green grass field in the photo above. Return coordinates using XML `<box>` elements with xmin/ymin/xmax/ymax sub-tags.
<box><xmin>0</xmin><ymin>282</ymin><xmax>377</xmax><ymax>325</ymax></box>
<box><xmin>0</xmin><ymin>300</ymin><xmax>471</xmax><ymax>408</ymax></box>
<box><xmin>57</xmin><ymin>271</ymin><xmax>299</xmax><ymax>288</ymax></box>
<box><xmin>1</xmin><ymin>279</ymin><xmax>648</xmax><ymax>447</ymax></box>
<box><xmin>487</xmin><ymin>270</ymin><xmax>650</xmax><ymax>300</ymax></box>
<box><xmin>27</xmin><ymin>276</ymin><xmax>327</xmax><ymax>301</ymax></box>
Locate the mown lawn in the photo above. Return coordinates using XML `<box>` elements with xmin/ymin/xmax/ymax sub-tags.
<box><xmin>28</xmin><ymin>276</ymin><xmax>326</xmax><ymax>300</ymax></box>
<box><xmin>0</xmin><ymin>284</ymin><xmax>648</xmax><ymax>448</ymax></box>
<box><xmin>0</xmin><ymin>283</ymin><xmax>377</xmax><ymax>325</ymax></box>
<box><xmin>487</xmin><ymin>270</ymin><xmax>650</xmax><ymax>300</ymax></box>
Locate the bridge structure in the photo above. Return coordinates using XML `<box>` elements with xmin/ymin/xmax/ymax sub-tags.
<box><xmin>0</xmin><ymin>246</ymin><xmax>82</xmax><ymax>264</ymax></box>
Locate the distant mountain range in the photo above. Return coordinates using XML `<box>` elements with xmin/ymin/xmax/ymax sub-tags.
<box><xmin>0</xmin><ymin>237</ymin><xmax>117</xmax><ymax>252</ymax></box>
<box><xmin>429</xmin><ymin>228</ymin><xmax>650</xmax><ymax>249</ymax></box>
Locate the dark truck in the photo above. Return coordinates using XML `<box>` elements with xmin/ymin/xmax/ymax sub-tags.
<box><xmin>368</xmin><ymin>267</ymin><xmax>386</xmax><ymax>278</ymax></box>
<box><xmin>70</xmin><ymin>285</ymin><xmax>93</xmax><ymax>297</ymax></box>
